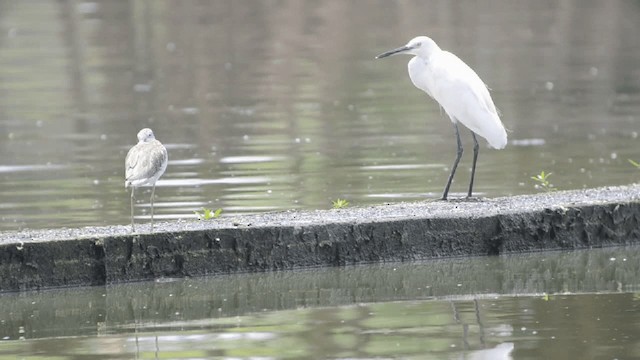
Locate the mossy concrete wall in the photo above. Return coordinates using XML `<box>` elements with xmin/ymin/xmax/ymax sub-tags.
<box><xmin>1</xmin><ymin>185</ymin><xmax>639</xmax><ymax>292</ymax></box>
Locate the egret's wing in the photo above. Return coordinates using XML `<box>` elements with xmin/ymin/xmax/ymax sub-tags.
<box><xmin>477</xmin><ymin>81</ymin><xmax>499</xmax><ymax>116</ymax></box>
<box><xmin>408</xmin><ymin>56</ymin><xmax>435</xmax><ymax>99</ymax></box>
<box><xmin>431</xmin><ymin>52</ymin><xmax>507</xmax><ymax>149</ymax></box>
<box><xmin>439</xmin><ymin>52</ymin><xmax>498</xmax><ymax>116</ymax></box>
<box><xmin>427</xmin><ymin>52</ymin><xmax>495</xmax><ymax>118</ymax></box>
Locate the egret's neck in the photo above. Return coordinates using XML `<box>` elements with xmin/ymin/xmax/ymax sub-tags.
<box><xmin>417</xmin><ymin>48</ymin><xmax>440</xmax><ymax>63</ymax></box>
<box><xmin>414</xmin><ymin>54</ymin><xmax>429</xmax><ymax>65</ymax></box>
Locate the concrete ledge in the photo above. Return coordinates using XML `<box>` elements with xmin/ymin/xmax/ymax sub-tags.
<box><xmin>1</xmin><ymin>185</ymin><xmax>639</xmax><ymax>292</ymax></box>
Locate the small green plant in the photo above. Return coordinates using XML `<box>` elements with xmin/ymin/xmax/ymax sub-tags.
<box><xmin>629</xmin><ymin>159</ymin><xmax>640</xmax><ymax>169</ymax></box>
<box><xmin>531</xmin><ymin>171</ymin><xmax>555</xmax><ymax>192</ymax></box>
<box><xmin>332</xmin><ymin>198</ymin><xmax>349</xmax><ymax>209</ymax></box>
<box><xmin>195</xmin><ymin>207</ymin><xmax>222</xmax><ymax>220</ymax></box>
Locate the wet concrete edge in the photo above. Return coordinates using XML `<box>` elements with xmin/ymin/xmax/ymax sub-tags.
<box><xmin>1</xmin><ymin>185</ymin><xmax>639</xmax><ymax>292</ymax></box>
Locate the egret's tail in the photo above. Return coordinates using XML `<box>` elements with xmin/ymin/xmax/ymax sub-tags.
<box><xmin>475</xmin><ymin>113</ymin><xmax>507</xmax><ymax>149</ymax></box>
<box><xmin>487</xmin><ymin>125</ymin><xmax>508</xmax><ymax>149</ymax></box>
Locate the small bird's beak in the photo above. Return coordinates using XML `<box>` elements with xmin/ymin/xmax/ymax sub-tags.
<box><xmin>375</xmin><ymin>45</ymin><xmax>412</xmax><ymax>59</ymax></box>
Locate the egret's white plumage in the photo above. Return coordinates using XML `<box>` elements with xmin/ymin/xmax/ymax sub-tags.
<box><xmin>125</xmin><ymin>128</ymin><xmax>168</xmax><ymax>233</ymax></box>
<box><xmin>376</xmin><ymin>36</ymin><xmax>507</xmax><ymax>199</ymax></box>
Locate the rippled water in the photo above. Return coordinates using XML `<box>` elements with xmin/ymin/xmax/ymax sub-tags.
<box><xmin>1</xmin><ymin>247</ymin><xmax>639</xmax><ymax>359</ymax></box>
<box><xmin>1</xmin><ymin>0</ymin><xmax>639</xmax><ymax>230</ymax></box>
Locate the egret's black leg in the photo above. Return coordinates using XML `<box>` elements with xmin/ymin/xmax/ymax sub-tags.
<box><xmin>442</xmin><ymin>123</ymin><xmax>463</xmax><ymax>200</ymax></box>
<box><xmin>467</xmin><ymin>131</ymin><xmax>480</xmax><ymax>198</ymax></box>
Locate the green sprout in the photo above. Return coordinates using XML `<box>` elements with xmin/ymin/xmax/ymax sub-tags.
<box><xmin>332</xmin><ymin>198</ymin><xmax>349</xmax><ymax>209</ymax></box>
<box><xmin>531</xmin><ymin>171</ymin><xmax>555</xmax><ymax>192</ymax></box>
<box><xmin>629</xmin><ymin>159</ymin><xmax>640</xmax><ymax>169</ymax></box>
<box><xmin>195</xmin><ymin>207</ymin><xmax>222</xmax><ymax>220</ymax></box>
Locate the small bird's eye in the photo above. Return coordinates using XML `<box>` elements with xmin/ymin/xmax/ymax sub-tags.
<box><xmin>415</xmin><ymin>42</ymin><xmax>422</xmax><ymax>47</ymax></box>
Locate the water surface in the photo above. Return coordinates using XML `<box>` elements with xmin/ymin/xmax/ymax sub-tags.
<box><xmin>1</xmin><ymin>0</ymin><xmax>639</xmax><ymax>230</ymax></box>
<box><xmin>1</xmin><ymin>246</ymin><xmax>639</xmax><ymax>358</ymax></box>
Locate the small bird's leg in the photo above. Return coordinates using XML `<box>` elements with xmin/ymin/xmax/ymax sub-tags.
<box><xmin>467</xmin><ymin>131</ymin><xmax>480</xmax><ymax>198</ymax></box>
<box><xmin>442</xmin><ymin>122</ymin><xmax>463</xmax><ymax>200</ymax></box>
<box><xmin>130</xmin><ymin>187</ymin><xmax>136</xmax><ymax>233</ymax></box>
<box><xmin>150</xmin><ymin>184</ymin><xmax>156</xmax><ymax>233</ymax></box>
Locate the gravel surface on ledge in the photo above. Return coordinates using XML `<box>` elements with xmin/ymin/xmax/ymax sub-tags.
<box><xmin>2</xmin><ymin>184</ymin><xmax>639</xmax><ymax>244</ymax></box>
<box><xmin>1</xmin><ymin>184</ymin><xmax>639</xmax><ymax>292</ymax></box>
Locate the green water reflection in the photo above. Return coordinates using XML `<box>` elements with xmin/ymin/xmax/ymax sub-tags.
<box><xmin>0</xmin><ymin>247</ymin><xmax>639</xmax><ymax>358</ymax></box>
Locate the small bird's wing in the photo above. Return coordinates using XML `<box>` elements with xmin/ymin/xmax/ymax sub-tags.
<box><xmin>125</xmin><ymin>141</ymin><xmax>168</xmax><ymax>185</ymax></box>
<box><xmin>125</xmin><ymin>146</ymin><xmax>140</xmax><ymax>183</ymax></box>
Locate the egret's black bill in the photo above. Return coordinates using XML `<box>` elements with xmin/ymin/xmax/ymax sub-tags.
<box><xmin>375</xmin><ymin>46</ymin><xmax>411</xmax><ymax>59</ymax></box>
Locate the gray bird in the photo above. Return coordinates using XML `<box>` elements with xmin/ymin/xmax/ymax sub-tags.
<box><xmin>125</xmin><ymin>128</ymin><xmax>168</xmax><ymax>233</ymax></box>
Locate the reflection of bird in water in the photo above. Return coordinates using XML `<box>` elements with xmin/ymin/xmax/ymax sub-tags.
<box><xmin>468</xmin><ymin>342</ymin><xmax>514</xmax><ymax>360</ymax></box>
<box><xmin>125</xmin><ymin>128</ymin><xmax>168</xmax><ymax>233</ymax></box>
<box><xmin>449</xmin><ymin>299</ymin><xmax>513</xmax><ymax>359</ymax></box>
<box><xmin>376</xmin><ymin>36</ymin><xmax>507</xmax><ymax>200</ymax></box>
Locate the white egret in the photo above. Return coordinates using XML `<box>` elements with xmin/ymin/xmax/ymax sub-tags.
<box><xmin>376</xmin><ymin>36</ymin><xmax>507</xmax><ymax>200</ymax></box>
<box><xmin>125</xmin><ymin>128</ymin><xmax>168</xmax><ymax>233</ymax></box>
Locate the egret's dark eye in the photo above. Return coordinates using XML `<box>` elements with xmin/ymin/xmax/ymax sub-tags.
<box><xmin>415</xmin><ymin>42</ymin><xmax>422</xmax><ymax>47</ymax></box>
